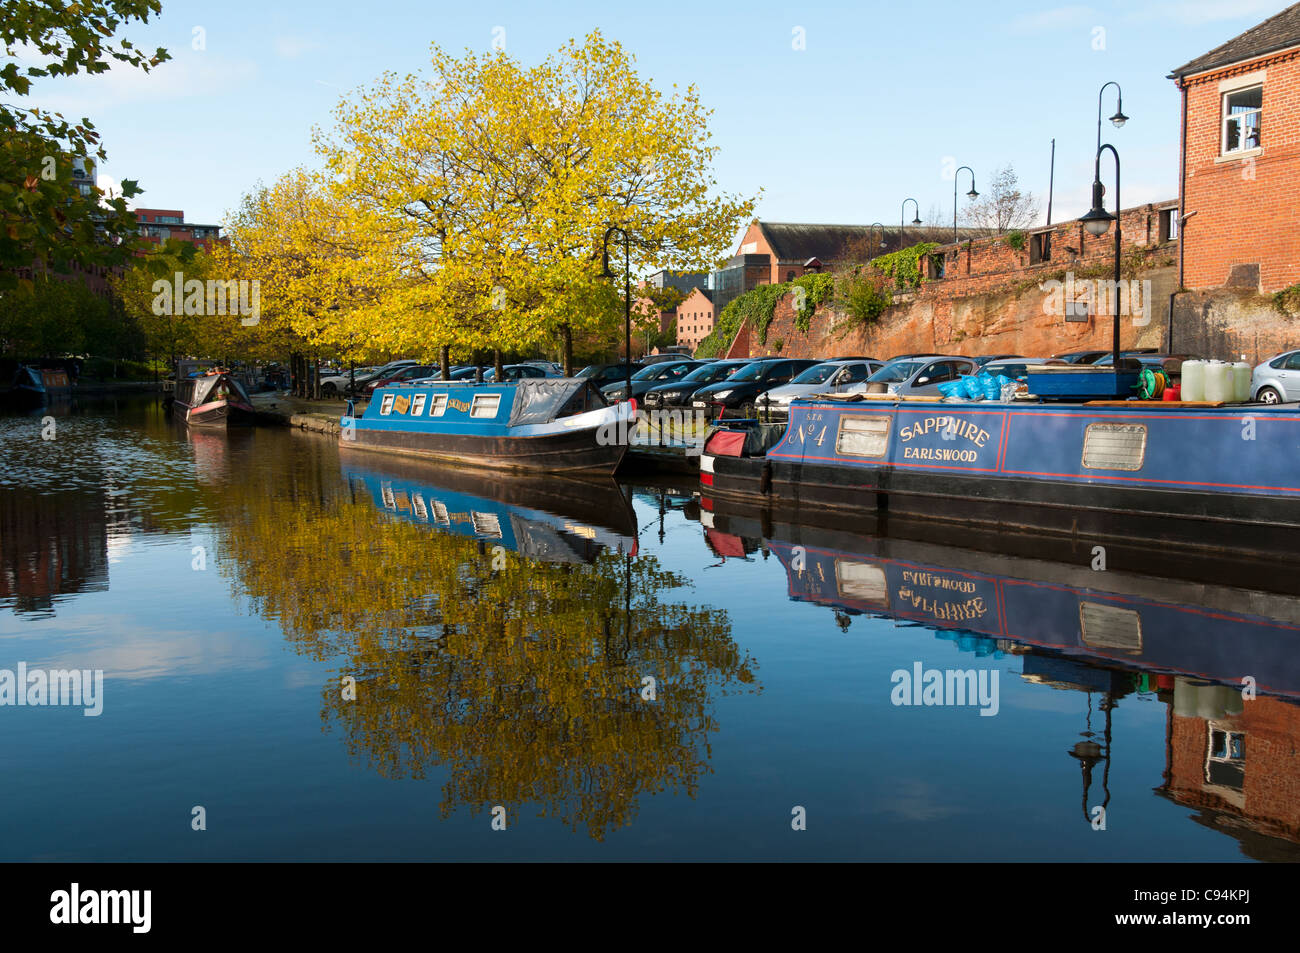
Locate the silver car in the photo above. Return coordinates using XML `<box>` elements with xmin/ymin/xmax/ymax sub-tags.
<box><xmin>847</xmin><ymin>355</ymin><xmax>978</xmax><ymax>398</ymax></box>
<box><xmin>1251</xmin><ymin>350</ymin><xmax>1300</xmax><ymax>404</ymax></box>
<box><xmin>759</xmin><ymin>359</ymin><xmax>883</xmax><ymax>413</ymax></box>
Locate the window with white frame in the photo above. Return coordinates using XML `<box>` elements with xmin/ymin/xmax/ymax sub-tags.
<box><xmin>410</xmin><ymin>393</ymin><xmax>427</xmax><ymax>416</ymax></box>
<box><xmin>428</xmin><ymin>393</ymin><xmax>448</xmax><ymax>416</ymax></box>
<box><xmin>470</xmin><ymin>394</ymin><xmax>500</xmax><ymax>418</ymax></box>
<box><xmin>1222</xmin><ymin>85</ymin><xmax>1262</xmax><ymax>154</ymax></box>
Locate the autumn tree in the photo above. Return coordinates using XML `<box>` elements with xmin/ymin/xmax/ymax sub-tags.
<box><xmin>312</xmin><ymin>31</ymin><xmax>755</xmax><ymax>362</ymax></box>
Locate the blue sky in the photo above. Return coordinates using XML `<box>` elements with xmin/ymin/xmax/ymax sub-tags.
<box><xmin>15</xmin><ymin>0</ymin><xmax>1294</xmax><ymax>242</ymax></box>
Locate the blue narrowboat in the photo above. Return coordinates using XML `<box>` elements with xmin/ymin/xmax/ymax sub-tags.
<box><xmin>700</xmin><ymin>396</ymin><xmax>1300</xmax><ymax>556</ymax></box>
<box><xmin>341</xmin><ymin>378</ymin><xmax>635</xmax><ymax>475</ymax></box>
<box><xmin>341</xmin><ymin>456</ymin><xmax>638</xmax><ymax>560</ymax></box>
<box><xmin>9</xmin><ymin>365</ymin><xmax>72</xmax><ymax>404</ymax></box>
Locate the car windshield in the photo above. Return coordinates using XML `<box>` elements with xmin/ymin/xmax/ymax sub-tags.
<box><xmin>791</xmin><ymin>363</ymin><xmax>838</xmax><ymax>385</ymax></box>
<box><xmin>729</xmin><ymin>362</ymin><xmax>775</xmax><ymax>383</ymax></box>
<box><xmin>868</xmin><ymin>360</ymin><xmax>923</xmax><ymax>384</ymax></box>
<box><xmin>632</xmin><ymin>363</ymin><xmax>675</xmax><ymax>381</ymax></box>
<box><xmin>575</xmin><ymin>366</ymin><xmax>600</xmax><ymax>379</ymax></box>
<box><xmin>682</xmin><ymin>363</ymin><xmax>735</xmax><ymax>383</ymax></box>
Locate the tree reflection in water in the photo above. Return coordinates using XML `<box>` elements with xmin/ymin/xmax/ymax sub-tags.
<box><xmin>211</xmin><ymin>462</ymin><xmax>758</xmax><ymax>840</ymax></box>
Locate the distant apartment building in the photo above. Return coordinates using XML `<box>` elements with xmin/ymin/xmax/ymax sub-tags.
<box><xmin>1171</xmin><ymin>2</ymin><xmax>1300</xmax><ymax>292</ymax></box>
<box><xmin>675</xmin><ymin>288</ymin><xmax>715</xmax><ymax>350</ymax></box>
<box><xmin>641</xmin><ymin>268</ymin><xmax>708</xmax><ymax>342</ymax></box>
<box><xmin>134</xmin><ymin>209</ymin><xmax>225</xmax><ymax>252</ymax></box>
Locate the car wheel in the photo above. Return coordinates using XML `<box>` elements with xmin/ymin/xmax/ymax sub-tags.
<box><xmin>1257</xmin><ymin>386</ymin><xmax>1282</xmax><ymax>404</ymax></box>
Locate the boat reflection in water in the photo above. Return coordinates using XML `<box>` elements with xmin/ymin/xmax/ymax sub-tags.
<box><xmin>699</xmin><ymin>497</ymin><xmax>1300</xmax><ymax>858</ymax></box>
<box><xmin>212</xmin><ymin>458</ymin><xmax>758</xmax><ymax>841</ymax></box>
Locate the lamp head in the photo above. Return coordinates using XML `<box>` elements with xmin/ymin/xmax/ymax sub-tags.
<box><xmin>1110</xmin><ymin>109</ymin><xmax>1128</xmax><ymax>128</ymax></box>
<box><xmin>1079</xmin><ymin>180</ymin><xmax>1115</xmax><ymax>236</ymax></box>
<box><xmin>967</xmin><ymin>186</ymin><xmax>979</xmax><ymax>198</ymax></box>
<box><xmin>912</xmin><ymin>215</ymin><xmax>922</xmax><ymax>225</ymax></box>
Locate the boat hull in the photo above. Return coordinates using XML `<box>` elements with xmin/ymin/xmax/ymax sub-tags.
<box><xmin>700</xmin><ymin>399</ymin><xmax>1300</xmax><ymax>559</ymax></box>
<box><xmin>341</xmin><ymin>424</ymin><xmax>628</xmax><ymax>474</ymax></box>
<box><xmin>172</xmin><ymin>397</ymin><xmax>257</xmax><ymax>428</ymax></box>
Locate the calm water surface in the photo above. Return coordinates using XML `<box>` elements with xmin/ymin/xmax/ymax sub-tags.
<box><xmin>2</xmin><ymin>396</ymin><xmax>1298</xmax><ymax>861</ymax></box>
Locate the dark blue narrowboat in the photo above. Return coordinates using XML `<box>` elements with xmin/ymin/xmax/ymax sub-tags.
<box><xmin>700</xmin><ymin>397</ymin><xmax>1300</xmax><ymax>557</ymax></box>
<box><xmin>341</xmin><ymin>456</ymin><xmax>638</xmax><ymax>560</ymax></box>
<box><xmin>341</xmin><ymin>378</ymin><xmax>635</xmax><ymax>475</ymax></box>
<box><xmin>9</xmin><ymin>365</ymin><xmax>72</xmax><ymax>404</ymax></box>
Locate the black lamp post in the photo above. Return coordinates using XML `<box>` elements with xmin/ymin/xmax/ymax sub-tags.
<box><xmin>600</xmin><ymin>225</ymin><xmax>633</xmax><ymax>399</ymax></box>
<box><xmin>1096</xmin><ymin>81</ymin><xmax>1128</xmax><ymax>155</ymax></box>
<box><xmin>1079</xmin><ymin>143</ymin><xmax>1121</xmax><ymax>368</ymax></box>
<box><xmin>867</xmin><ymin>222</ymin><xmax>887</xmax><ymax>259</ymax></box>
<box><xmin>900</xmin><ymin>198</ymin><xmax>921</xmax><ymax>246</ymax></box>
<box><xmin>953</xmin><ymin>166</ymin><xmax>978</xmax><ymax>243</ymax></box>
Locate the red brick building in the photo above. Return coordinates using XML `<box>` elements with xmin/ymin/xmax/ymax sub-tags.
<box><xmin>1171</xmin><ymin>3</ymin><xmax>1300</xmax><ymax>293</ymax></box>
<box><xmin>676</xmin><ymin>288</ymin><xmax>715</xmax><ymax>350</ymax></box>
<box><xmin>134</xmin><ymin>209</ymin><xmax>225</xmax><ymax>252</ymax></box>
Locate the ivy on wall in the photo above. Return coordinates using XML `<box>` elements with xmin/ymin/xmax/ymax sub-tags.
<box><xmin>695</xmin><ymin>272</ymin><xmax>835</xmax><ymax>357</ymax></box>
<box><xmin>870</xmin><ymin>242</ymin><xmax>939</xmax><ymax>291</ymax></box>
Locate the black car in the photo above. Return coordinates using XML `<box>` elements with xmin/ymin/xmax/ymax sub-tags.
<box><xmin>642</xmin><ymin>359</ymin><xmax>750</xmax><ymax>408</ymax></box>
<box><xmin>576</xmin><ymin>362</ymin><xmax>641</xmax><ymax>389</ymax></box>
<box><xmin>690</xmin><ymin>358</ymin><xmax>820</xmax><ymax>418</ymax></box>
<box><xmin>601</xmin><ymin>359</ymin><xmax>707</xmax><ymax>401</ymax></box>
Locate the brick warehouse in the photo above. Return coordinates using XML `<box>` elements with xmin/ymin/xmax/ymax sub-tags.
<box><xmin>1172</xmin><ymin>3</ymin><xmax>1300</xmax><ymax>293</ymax></box>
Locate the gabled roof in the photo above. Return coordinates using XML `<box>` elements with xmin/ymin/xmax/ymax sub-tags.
<box><xmin>1169</xmin><ymin>2</ymin><xmax>1300</xmax><ymax>79</ymax></box>
<box><xmin>757</xmin><ymin>222</ymin><xmax>886</xmax><ymax>262</ymax></box>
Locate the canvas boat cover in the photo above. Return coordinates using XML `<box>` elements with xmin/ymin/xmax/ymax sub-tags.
<box><xmin>506</xmin><ymin>378</ymin><xmax>606</xmax><ymax>427</ymax></box>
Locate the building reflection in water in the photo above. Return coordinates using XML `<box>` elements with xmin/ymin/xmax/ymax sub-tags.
<box><xmin>0</xmin><ymin>488</ymin><xmax>109</xmax><ymax>615</ymax></box>
<box><xmin>698</xmin><ymin>497</ymin><xmax>1300</xmax><ymax>859</ymax></box>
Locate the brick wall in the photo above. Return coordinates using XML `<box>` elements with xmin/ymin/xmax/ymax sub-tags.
<box><xmin>1178</xmin><ymin>48</ymin><xmax>1300</xmax><ymax>293</ymax></box>
<box><xmin>1166</xmin><ymin>696</ymin><xmax>1300</xmax><ymax>845</ymax></box>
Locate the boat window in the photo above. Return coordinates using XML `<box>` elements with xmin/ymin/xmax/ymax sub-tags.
<box><xmin>470</xmin><ymin>394</ymin><xmax>501</xmax><ymax>418</ymax></box>
<box><xmin>471</xmin><ymin>512</ymin><xmax>502</xmax><ymax>537</ymax></box>
<box><xmin>379</xmin><ymin>394</ymin><xmax>395</xmax><ymax>415</ymax></box>
<box><xmin>835</xmin><ymin>559</ymin><xmax>887</xmax><ymax>604</ymax></box>
<box><xmin>1082</xmin><ymin>423</ymin><xmax>1147</xmax><ymax>471</ymax></box>
<box><xmin>428</xmin><ymin>393</ymin><xmax>448</xmax><ymax>416</ymax></box>
<box><xmin>410</xmin><ymin>393</ymin><xmax>427</xmax><ymax>416</ymax></box>
<box><xmin>836</xmin><ymin>415</ymin><xmax>891</xmax><ymax>457</ymax></box>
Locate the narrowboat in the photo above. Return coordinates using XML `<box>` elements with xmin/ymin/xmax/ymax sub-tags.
<box><xmin>9</xmin><ymin>365</ymin><xmax>72</xmax><ymax>404</ymax></box>
<box><xmin>342</xmin><ymin>456</ymin><xmax>637</xmax><ymax>560</ymax></box>
<box><xmin>172</xmin><ymin>370</ymin><xmax>257</xmax><ymax>427</ymax></box>
<box><xmin>699</xmin><ymin>395</ymin><xmax>1300</xmax><ymax>560</ymax></box>
<box><xmin>341</xmin><ymin>378</ymin><xmax>635</xmax><ymax>475</ymax></box>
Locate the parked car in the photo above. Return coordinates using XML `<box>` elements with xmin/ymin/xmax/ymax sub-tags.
<box><xmin>347</xmin><ymin>359</ymin><xmax>419</xmax><ymax>395</ymax></box>
<box><xmin>602</xmin><ymin>359</ymin><xmax>707</xmax><ymax>401</ymax></box>
<box><xmin>576</xmin><ymin>362</ymin><xmax>640</xmax><ymax>389</ymax></box>
<box><xmin>979</xmin><ymin>357</ymin><xmax>1049</xmax><ymax>381</ymax></box>
<box><xmin>1090</xmin><ymin>353</ymin><xmax>1194</xmax><ymax>374</ymax></box>
<box><xmin>973</xmin><ymin>353</ymin><xmax>1024</xmax><ymax>366</ymax></box>
<box><xmin>637</xmin><ymin>353</ymin><xmax>693</xmax><ymax>366</ymax></box>
<box><xmin>691</xmin><ymin>358</ymin><xmax>820</xmax><ymax>418</ymax></box>
<box><xmin>760</xmin><ymin>358</ymin><xmax>884</xmax><ymax>414</ymax></box>
<box><xmin>1251</xmin><ymin>349</ymin><xmax>1300</xmax><ymax>403</ymax></box>
<box><xmin>849</xmin><ymin>355</ymin><xmax>978</xmax><ymax>398</ymax></box>
<box><xmin>1089</xmin><ymin>349</ymin><xmax>1163</xmax><ymax>364</ymax></box>
<box><xmin>484</xmin><ymin>363</ymin><xmax>556</xmax><ymax>381</ymax></box>
<box><xmin>642</xmin><ymin>359</ymin><xmax>751</xmax><ymax>408</ymax></box>
<box><xmin>362</xmin><ymin>364</ymin><xmax>436</xmax><ymax>395</ymax></box>
<box><xmin>320</xmin><ymin>365</ymin><xmax>378</xmax><ymax>397</ymax></box>
<box><xmin>516</xmin><ymin>360</ymin><xmax>564</xmax><ymax>376</ymax></box>
<box><xmin>1052</xmin><ymin>350</ymin><xmax>1111</xmax><ymax>364</ymax></box>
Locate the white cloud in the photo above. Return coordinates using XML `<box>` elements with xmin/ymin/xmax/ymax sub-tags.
<box><xmin>1008</xmin><ymin>5</ymin><xmax>1097</xmax><ymax>34</ymax></box>
<box><xmin>274</xmin><ymin>35</ymin><xmax>324</xmax><ymax>59</ymax></box>
<box><xmin>24</xmin><ymin>51</ymin><xmax>257</xmax><ymax>118</ymax></box>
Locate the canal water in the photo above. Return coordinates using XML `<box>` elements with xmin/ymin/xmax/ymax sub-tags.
<box><xmin>2</xmin><ymin>395</ymin><xmax>1298</xmax><ymax>861</ymax></box>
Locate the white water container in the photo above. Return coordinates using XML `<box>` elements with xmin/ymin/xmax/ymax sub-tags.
<box><xmin>1204</xmin><ymin>360</ymin><xmax>1231</xmax><ymax>403</ymax></box>
<box><xmin>1232</xmin><ymin>362</ymin><xmax>1252</xmax><ymax>402</ymax></box>
<box><xmin>1180</xmin><ymin>359</ymin><xmax>1206</xmax><ymax>401</ymax></box>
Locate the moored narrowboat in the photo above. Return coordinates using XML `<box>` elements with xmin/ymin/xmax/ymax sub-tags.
<box><xmin>172</xmin><ymin>370</ymin><xmax>257</xmax><ymax>427</ymax></box>
<box><xmin>341</xmin><ymin>378</ymin><xmax>635</xmax><ymax>475</ymax></box>
<box><xmin>700</xmin><ymin>395</ymin><xmax>1300</xmax><ymax>558</ymax></box>
<box><xmin>9</xmin><ymin>365</ymin><xmax>72</xmax><ymax>404</ymax></box>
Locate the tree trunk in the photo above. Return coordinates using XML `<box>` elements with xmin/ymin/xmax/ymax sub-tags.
<box><xmin>440</xmin><ymin>345</ymin><xmax>450</xmax><ymax>380</ymax></box>
<box><xmin>494</xmin><ymin>349</ymin><xmax>504</xmax><ymax>382</ymax></box>
<box><xmin>562</xmin><ymin>324</ymin><xmax>573</xmax><ymax>377</ymax></box>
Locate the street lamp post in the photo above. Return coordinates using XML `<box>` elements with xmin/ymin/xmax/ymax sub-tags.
<box><xmin>953</xmin><ymin>166</ymin><xmax>978</xmax><ymax>244</ymax></box>
<box><xmin>600</xmin><ymin>225</ymin><xmax>633</xmax><ymax>399</ymax></box>
<box><xmin>867</xmin><ymin>222</ymin><xmax>887</xmax><ymax>259</ymax></box>
<box><xmin>1096</xmin><ymin>81</ymin><xmax>1128</xmax><ymax>155</ymax></box>
<box><xmin>900</xmin><ymin>198</ymin><xmax>921</xmax><ymax>247</ymax></box>
<box><xmin>1079</xmin><ymin>143</ymin><xmax>1122</xmax><ymax>368</ymax></box>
